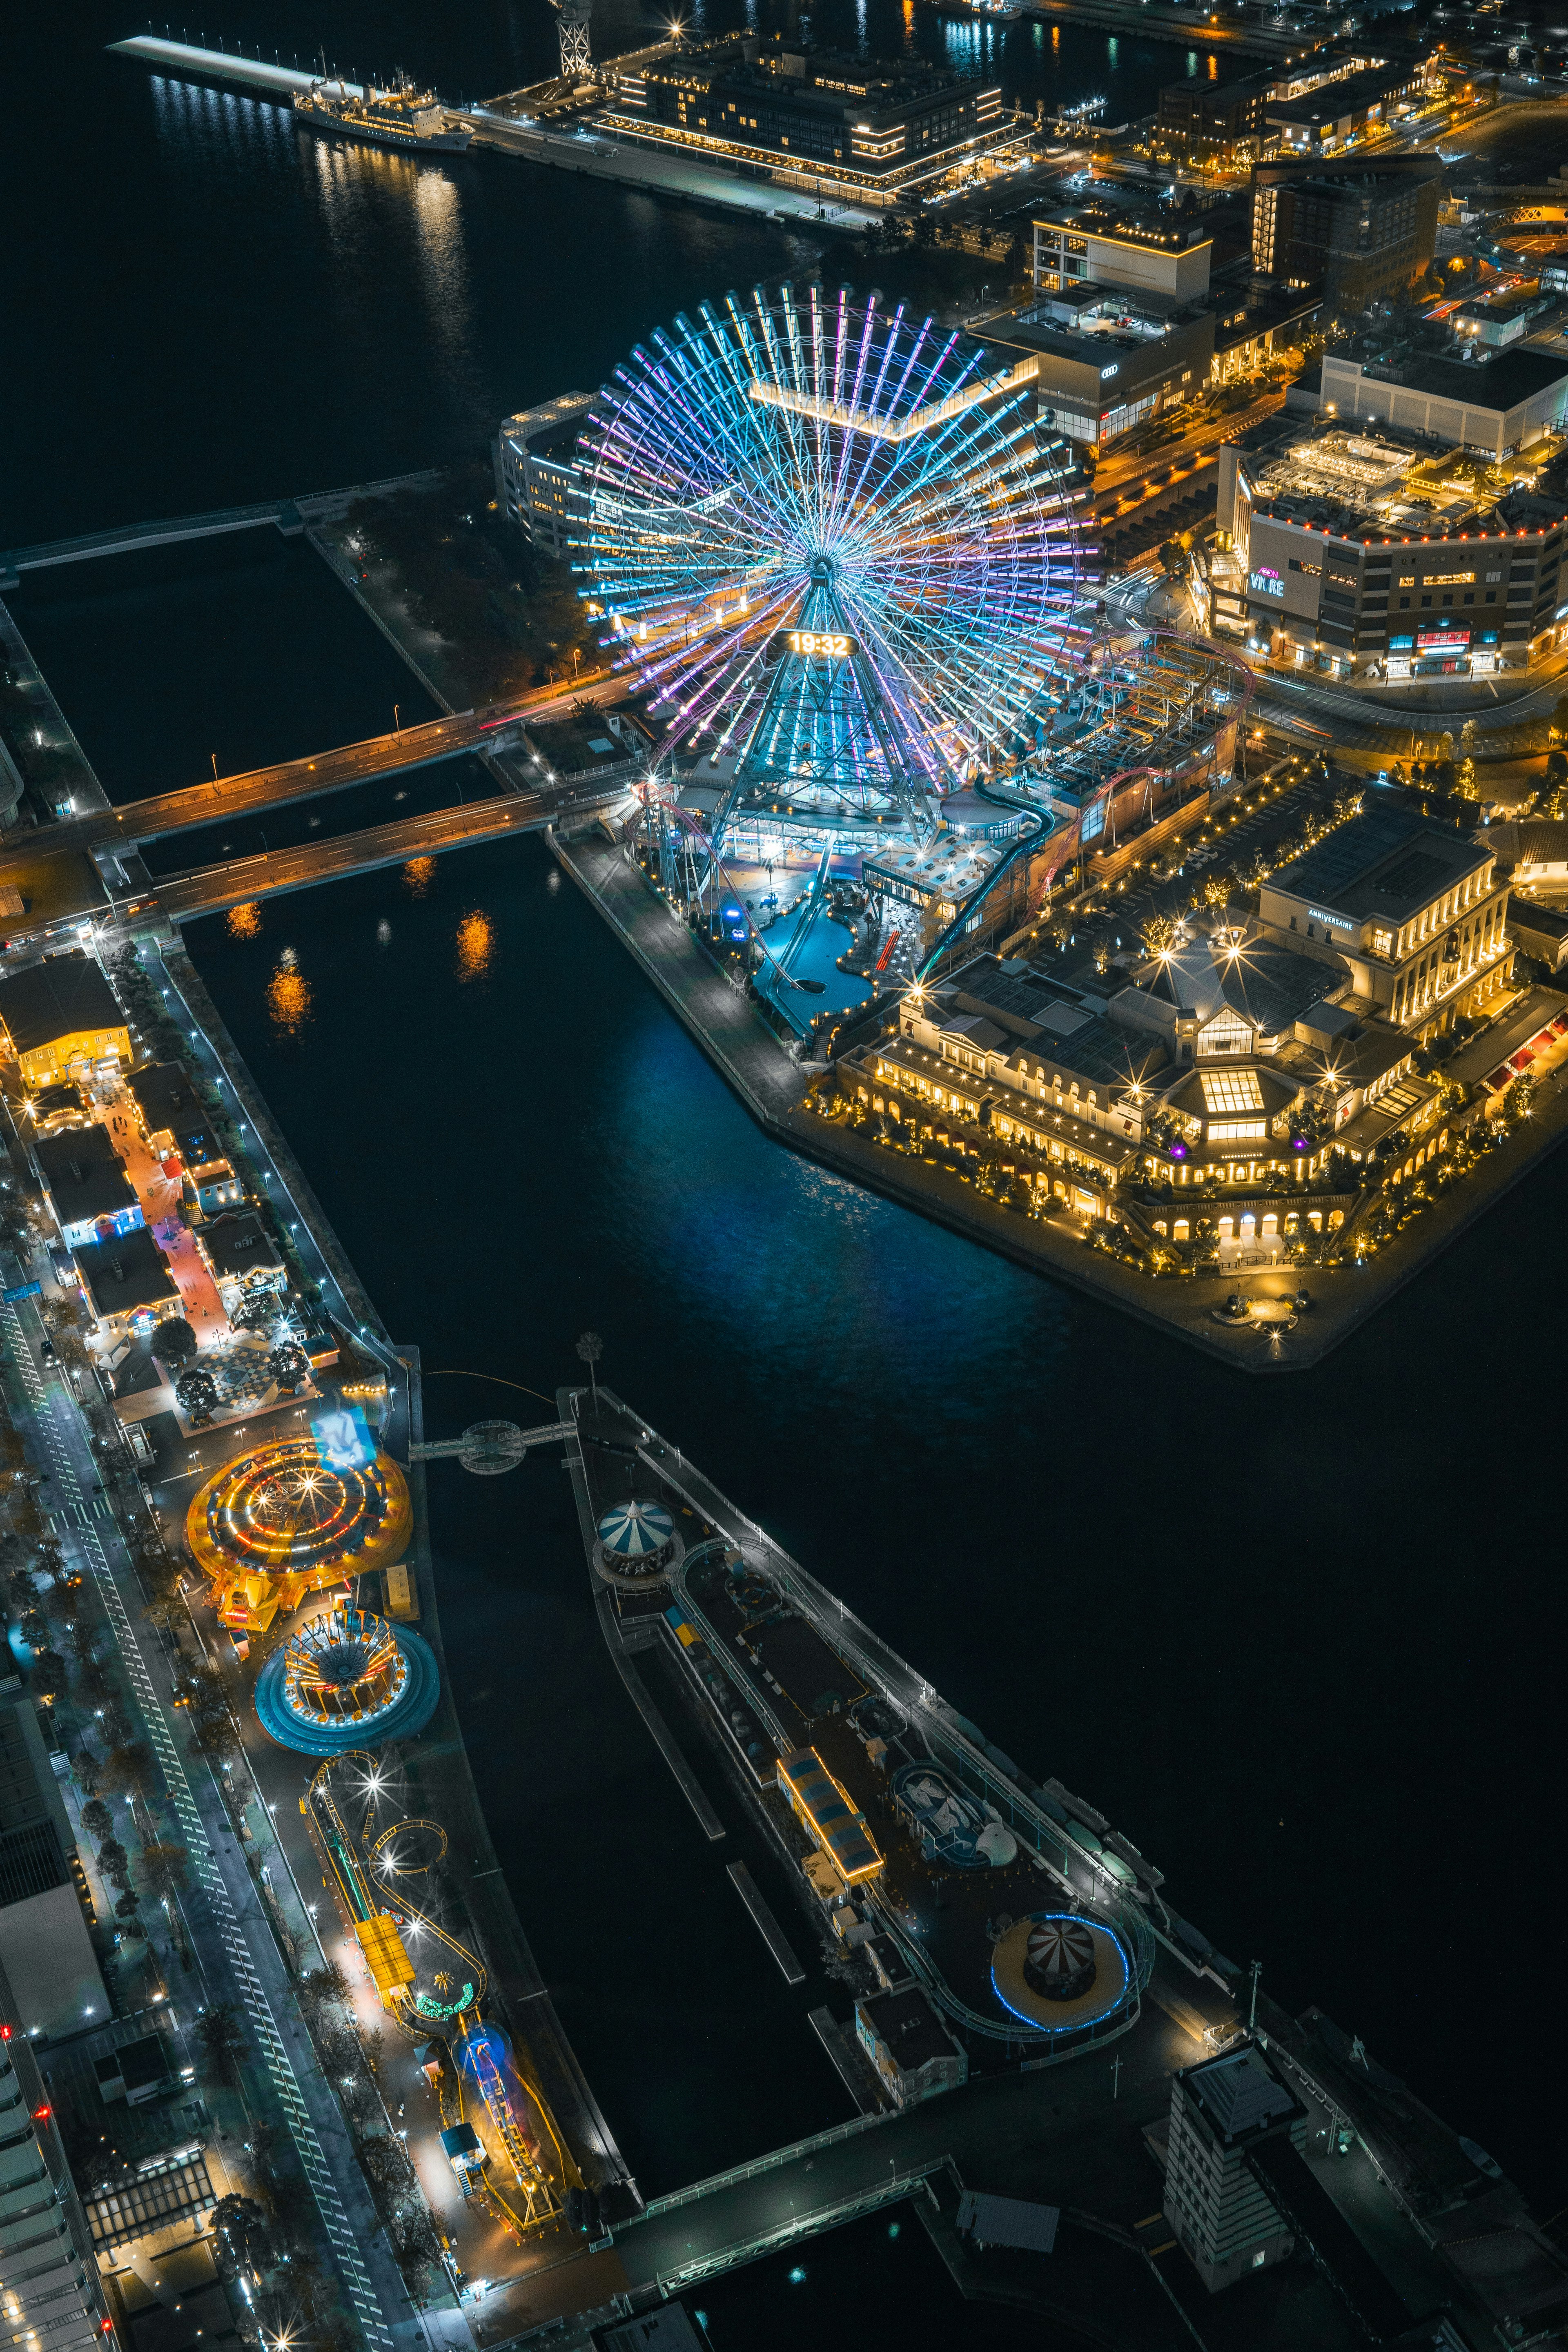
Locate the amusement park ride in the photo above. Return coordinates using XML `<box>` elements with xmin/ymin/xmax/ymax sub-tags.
<box><xmin>181</xmin><ymin>1413</ymin><xmax>575</xmax><ymax>2237</ymax></box>
<box><xmin>304</xmin><ymin>1752</ymin><xmax>567</xmax><ymax>2237</ymax></box>
<box><xmin>574</xmin><ymin>283</ymin><xmax>1250</xmax><ymax>1029</ymax></box>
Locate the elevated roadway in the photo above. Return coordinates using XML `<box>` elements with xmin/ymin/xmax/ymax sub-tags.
<box><xmin>0</xmin><ymin>780</ymin><xmax>635</xmax><ymax>952</ymax></box>
<box><xmin>0</xmin><ymin>700</ymin><xmax>570</xmax><ymax>871</ymax></box>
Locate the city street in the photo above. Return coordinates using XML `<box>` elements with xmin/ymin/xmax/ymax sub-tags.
<box><xmin>0</xmin><ymin>1259</ymin><xmax>422</xmax><ymax>2352</ymax></box>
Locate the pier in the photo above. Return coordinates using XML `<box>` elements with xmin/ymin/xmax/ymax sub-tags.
<box><xmin>453</xmin><ymin>1384</ymin><xmax>1541</xmax><ymax>2349</ymax></box>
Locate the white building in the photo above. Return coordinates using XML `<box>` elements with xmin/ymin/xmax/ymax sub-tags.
<box><xmin>1163</xmin><ymin>2041</ymin><xmax>1306</xmax><ymax>2292</ymax></box>
<box><xmin>492</xmin><ymin>393</ymin><xmax>595</xmax><ymax>557</ymax></box>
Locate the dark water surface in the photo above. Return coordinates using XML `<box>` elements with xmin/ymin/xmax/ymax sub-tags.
<box><xmin>7</xmin><ymin>0</ymin><xmax>1568</xmax><ymax>2285</ymax></box>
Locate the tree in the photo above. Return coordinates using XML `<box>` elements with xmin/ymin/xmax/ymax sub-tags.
<box><xmin>114</xmin><ymin>1890</ymin><xmax>143</xmax><ymax>1932</ymax></box>
<box><xmin>80</xmin><ymin>1798</ymin><xmax>114</xmax><ymax>1843</ymax></box>
<box><xmin>30</xmin><ymin>1649</ymin><xmax>67</xmax><ymax>1703</ymax></box>
<box><xmin>149</xmin><ymin>1317</ymin><xmax>197</xmax><ymax>1370</ymax></box>
<box><xmin>96</xmin><ymin>1837</ymin><xmax>130</xmax><ymax>1887</ymax></box>
<box><xmin>195</xmin><ymin>2001</ymin><xmax>247</xmax><ymax>2087</ymax></box>
<box><xmin>174</xmin><ymin>1367</ymin><xmax>219</xmax><ymax>1425</ymax></box>
<box><xmin>138</xmin><ymin>1841</ymin><xmax>189</xmax><ymax>1904</ymax></box>
<box><xmin>1140</xmin><ymin>912</ymin><xmax>1178</xmax><ymax>958</ymax></box>
<box><xmin>212</xmin><ymin>2192</ymin><xmax>272</xmax><ymax>2276</ymax></box>
<box><xmin>265</xmin><ymin>1341</ymin><xmax>309</xmax><ymax>1395</ymax></box>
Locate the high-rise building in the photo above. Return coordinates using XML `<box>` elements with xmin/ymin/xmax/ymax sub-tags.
<box><xmin>0</xmin><ymin>1961</ymin><xmax>116</xmax><ymax>2352</ymax></box>
<box><xmin>1251</xmin><ymin>162</ymin><xmax>1440</xmax><ymax>310</ymax></box>
<box><xmin>1163</xmin><ymin>2040</ymin><xmax>1306</xmax><ymax>2292</ymax></box>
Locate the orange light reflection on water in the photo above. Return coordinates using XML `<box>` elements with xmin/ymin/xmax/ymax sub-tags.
<box><xmin>403</xmin><ymin>856</ymin><xmax>436</xmax><ymax>898</ymax></box>
<box><xmin>455</xmin><ymin>911</ymin><xmax>493</xmax><ymax>982</ymax></box>
<box><xmin>227</xmin><ymin>902</ymin><xmax>262</xmax><ymax>940</ymax></box>
<box><xmin>266</xmin><ymin>963</ymin><xmax>313</xmax><ymax>1037</ymax></box>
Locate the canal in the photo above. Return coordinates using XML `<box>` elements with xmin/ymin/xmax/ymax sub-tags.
<box><xmin>8</xmin><ymin>0</ymin><xmax>1568</xmax><ymax>2316</ymax></box>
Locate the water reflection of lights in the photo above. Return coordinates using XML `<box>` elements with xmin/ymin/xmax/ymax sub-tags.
<box><xmin>455</xmin><ymin>910</ymin><xmax>493</xmax><ymax>981</ymax></box>
<box><xmin>376</xmin><ymin>917</ymin><xmax>392</xmax><ymax>944</ymax></box>
<box><xmin>266</xmin><ymin>960</ymin><xmax>313</xmax><ymax>1036</ymax></box>
<box><xmin>403</xmin><ymin>855</ymin><xmax>435</xmax><ymax>897</ymax></box>
<box><xmin>227</xmin><ymin>902</ymin><xmax>261</xmax><ymax>940</ymax></box>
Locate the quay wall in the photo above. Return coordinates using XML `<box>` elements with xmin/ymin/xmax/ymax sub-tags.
<box><xmin>550</xmin><ymin>829</ymin><xmax>1568</xmax><ymax>1374</ymax></box>
<box><xmin>148</xmin><ymin>943</ymin><xmax>635</xmax><ymax>2198</ymax></box>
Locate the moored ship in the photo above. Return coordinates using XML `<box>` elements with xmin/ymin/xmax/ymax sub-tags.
<box><xmin>292</xmin><ymin>77</ymin><xmax>474</xmax><ymax>152</ymax></box>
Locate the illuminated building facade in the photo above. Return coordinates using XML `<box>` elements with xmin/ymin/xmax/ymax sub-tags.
<box><xmin>1031</xmin><ymin>199</ymin><xmax>1212</xmax><ymax>303</ymax></box>
<box><xmin>603</xmin><ymin>42</ymin><xmax>1008</xmax><ymax>203</ymax></box>
<box><xmin>0</xmin><ymin>953</ymin><xmax>130</xmax><ymax>1089</ymax></box>
<box><xmin>492</xmin><ymin>393</ymin><xmax>594</xmax><ymax>558</ymax></box>
<box><xmin>0</xmin><ymin>1967</ymin><xmax>114</xmax><ymax>2352</ymax></box>
<box><xmin>1250</xmin><ymin>161</ymin><xmax>1440</xmax><ymax>306</ymax></box>
<box><xmin>1219</xmin><ymin>428</ymin><xmax>1568</xmax><ymax>677</ymax></box>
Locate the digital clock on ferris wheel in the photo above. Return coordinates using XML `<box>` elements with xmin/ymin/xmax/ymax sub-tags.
<box><xmin>780</xmin><ymin>628</ymin><xmax>858</xmax><ymax>662</ymax></box>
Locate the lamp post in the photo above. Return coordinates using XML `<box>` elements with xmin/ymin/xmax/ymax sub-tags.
<box><xmin>575</xmin><ymin>1330</ymin><xmax>603</xmax><ymax>1407</ymax></box>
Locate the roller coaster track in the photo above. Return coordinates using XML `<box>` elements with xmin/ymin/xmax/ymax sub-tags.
<box><xmin>305</xmin><ymin>1754</ymin><xmax>568</xmax><ymax>2232</ymax></box>
<box><xmin>306</xmin><ymin>1756</ymin><xmax>487</xmax><ymax>2022</ymax></box>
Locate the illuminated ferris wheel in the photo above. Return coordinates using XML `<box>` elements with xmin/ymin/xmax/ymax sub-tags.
<box><xmin>577</xmin><ymin>283</ymin><xmax>1083</xmax><ymax>840</ymax></box>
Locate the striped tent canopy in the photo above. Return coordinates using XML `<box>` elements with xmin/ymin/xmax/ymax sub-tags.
<box><xmin>597</xmin><ymin>1498</ymin><xmax>675</xmax><ymax>1559</ymax></box>
<box><xmin>1027</xmin><ymin>1917</ymin><xmax>1096</xmax><ymax>1991</ymax></box>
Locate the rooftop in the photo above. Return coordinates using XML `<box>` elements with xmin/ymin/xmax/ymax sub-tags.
<box><xmin>35</xmin><ymin>1125</ymin><xmax>138</xmax><ymax>1223</ymax></box>
<box><xmin>128</xmin><ymin>1060</ymin><xmax>205</xmax><ymax>1137</ymax></box>
<box><xmin>1120</xmin><ymin>927</ymin><xmax>1349</xmax><ymax>1034</ymax></box>
<box><xmin>1187</xmin><ymin>2042</ymin><xmax>1301</xmax><ymax>2142</ymax></box>
<box><xmin>1327</xmin><ymin>343</ymin><xmax>1568</xmax><ymax>422</ymax></box>
<box><xmin>1033</xmin><ymin>197</ymin><xmax>1212</xmax><ymax>256</ymax></box>
<box><xmin>859</xmin><ymin>1983</ymin><xmax>959</xmax><ymax>2072</ymax></box>
<box><xmin>197</xmin><ymin>1210</ymin><xmax>281</xmax><ymax>1281</ymax></box>
<box><xmin>939</xmin><ymin>957</ymin><xmax>1172</xmax><ymax>1091</ymax></box>
<box><xmin>1269</xmin><ymin>808</ymin><xmax>1490</xmax><ymax>922</ymax></box>
<box><xmin>0</xmin><ymin>953</ymin><xmax>125</xmax><ymax>1056</ymax></box>
<box><xmin>74</xmin><ymin>1227</ymin><xmax>179</xmax><ymax>1321</ymax></box>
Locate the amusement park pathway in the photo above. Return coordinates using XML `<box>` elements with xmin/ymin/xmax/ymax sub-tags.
<box><xmin>0</xmin><ymin>1248</ymin><xmax>432</xmax><ymax>2352</ymax></box>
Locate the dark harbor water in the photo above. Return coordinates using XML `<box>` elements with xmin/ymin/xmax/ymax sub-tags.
<box><xmin>7</xmin><ymin>0</ymin><xmax>1568</xmax><ymax>2322</ymax></box>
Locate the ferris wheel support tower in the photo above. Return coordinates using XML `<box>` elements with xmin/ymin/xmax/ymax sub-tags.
<box><xmin>552</xmin><ymin>0</ymin><xmax>592</xmax><ymax>80</ymax></box>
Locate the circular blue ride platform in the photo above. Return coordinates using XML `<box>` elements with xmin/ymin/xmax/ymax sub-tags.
<box><xmin>255</xmin><ymin>1612</ymin><xmax>441</xmax><ymax>1756</ymax></box>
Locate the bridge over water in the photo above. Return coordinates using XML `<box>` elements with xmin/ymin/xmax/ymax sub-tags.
<box><xmin>0</xmin><ymin>697</ymin><xmax>603</xmax><ymax>875</ymax></box>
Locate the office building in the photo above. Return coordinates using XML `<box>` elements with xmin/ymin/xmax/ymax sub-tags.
<box><xmin>0</xmin><ymin>955</ymin><xmax>131</xmax><ymax>1089</ymax></box>
<box><xmin>0</xmin><ymin>1695</ymin><xmax>110</xmax><ymax>2045</ymax></box>
<box><xmin>492</xmin><ymin>393</ymin><xmax>595</xmax><ymax>558</ymax></box>
<box><xmin>1262</xmin><ymin>58</ymin><xmax>1436</xmax><ymax>159</ymax></box>
<box><xmin>984</xmin><ymin>289</ymin><xmax>1215</xmax><ymax>448</ymax></box>
<box><xmin>1163</xmin><ymin>2041</ymin><xmax>1305</xmax><ymax>2292</ymax></box>
<box><xmin>1154</xmin><ymin>49</ymin><xmax>1420</xmax><ymax>167</ymax></box>
<box><xmin>1218</xmin><ymin>424</ymin><xmax>1568</xmax><ymax>677</ymax></box>
<box><xmin>0</xmin><ymin>1956</ymin><xmax>114</xmax><ymax>2352</ymax></box>
<box><xmin>604</xmin><ymin>41</ymin><xmax>1008</xmax><ymax>203</ymax></box>
<box><xmin>1251</xmin><ymin>162</ymin><xmax>1440</xmax><ymax>308</ymax></box>
<box><xmin>1032</xmin><ymin>198</ymin><xmax>1212</xmax><ymax>302</ymax></box>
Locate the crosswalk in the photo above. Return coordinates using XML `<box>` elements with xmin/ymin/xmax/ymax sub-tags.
<box><xmin>0</xmin><ymin>1295</ymin><xmax>394</xmax><ymax>2350</ymax></box>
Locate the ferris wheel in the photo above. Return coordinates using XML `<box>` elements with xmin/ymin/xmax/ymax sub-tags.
<box><xmin>577</xmin><ymin>283</ymin><xmax>1083</xmax><ymax>839</ymax></box>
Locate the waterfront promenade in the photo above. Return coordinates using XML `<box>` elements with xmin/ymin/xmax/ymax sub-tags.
<box><xmin>553</xmin><ymin>831</ymin><xmax>1568</xmax><ymax>1372</ymax></box>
